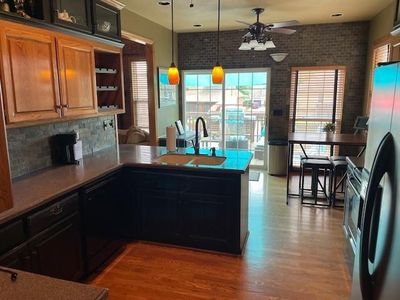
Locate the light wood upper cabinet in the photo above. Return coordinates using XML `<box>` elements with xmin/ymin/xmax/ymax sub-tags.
<box><xmin>57</xmin><ymin>38</ymin><xmax>97</xmax><ymax>117</ymax></box>
<box><xmin>0</xmin><ymin>26</ymin><xmax>61</xmax><ymax>123</ymax></box>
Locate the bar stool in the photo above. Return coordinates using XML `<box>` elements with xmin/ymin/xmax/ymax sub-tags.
<box><xmin>300</xmin><ymin>158</ymin><xmax>333</xmax><ymax>206</ymax></box>
<box><xmin>299</xmin><ymin>155</ymin><xmax>329</xmax><ymax>194</ymax></box>
<box><xmin>330</xmin><ymin>158</ymin><xmax>348</xmax><ymax>207</ymax></box>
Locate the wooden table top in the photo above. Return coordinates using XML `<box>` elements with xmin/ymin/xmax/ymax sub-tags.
<box><xmin>288</xmin><ymin>133</ymin><xmax>367</xmax><ymax>146</ymax></box>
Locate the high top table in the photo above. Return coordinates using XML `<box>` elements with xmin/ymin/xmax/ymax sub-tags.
<box><xmin>286</xmin><ymin>133</ymin><xmax>367</xmax><ymax>203</ymax></box>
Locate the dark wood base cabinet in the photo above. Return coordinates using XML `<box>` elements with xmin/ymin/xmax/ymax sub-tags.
<box><xmin>127</xmin><ymin>168</ymin><xmax>249</xmax><ymax>255</ymax></box>
<box><xmin>0</xmin><ymin>167</ymin><xmax>249</xmax><ymax>284</ymax></box>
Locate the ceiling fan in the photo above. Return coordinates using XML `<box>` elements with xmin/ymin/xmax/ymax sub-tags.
<box><xmin>237</xmin><ymin>8</ymin><xmax>299</xmax><ymax>51</ymax></box>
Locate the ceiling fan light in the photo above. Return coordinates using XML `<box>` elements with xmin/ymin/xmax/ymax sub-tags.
<box><xmin>239</xmin><ymin>42</ymin><xmax>251</xmax><ymax>50</ymax></box>
<box><xmin>249</xmin><ymin>39</ymin><xmax>259</xmax><ymax>48</ymax></box>
<box><xmin>265</xmin><ymin>40</ymin><xmax>276</xmax><ymax>49</ymax></box>
<box><xmin>270</xmin><ymin>53</ymin><xmax>288</xmax><ymax>62</ymax></box>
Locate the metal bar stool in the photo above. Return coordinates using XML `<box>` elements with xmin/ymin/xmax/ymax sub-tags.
<box><xmin>299</xmin><ymin>155</ymin><xmax>329</xmax><ymax>194</ymax></box>
<box><xmin>330</xmin><ymin>157</ymin><xmax>348</xmax><ymax>207</ymax></box>
<box><xmin>300</xmin><ymin>158</ymin><xmax>333</xmax><ymax>206</ymax></box>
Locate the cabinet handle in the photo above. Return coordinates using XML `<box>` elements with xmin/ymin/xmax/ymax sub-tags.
<box><xmin>55</xmin><ymin>105</ymin><xmax>62</xmax><ymax>109</ymax></box>
<box><xmin>50</xmin><ymin>204</ymin><xmax>63</xmax><ymax>216</ymax></box>
<box><xmin>62</xmin><ymin>104</ymin><xmax>69</xmax><ymax>108</ymax></box>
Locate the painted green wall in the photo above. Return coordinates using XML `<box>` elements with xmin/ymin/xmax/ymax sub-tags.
<box><xmin>364</xmin><ymin>1</ymin><xmax>396</xmax><ymax>114</ymax></box>
<box><xmin>121</xmin><ymin>9</ymin><xmax>179</xmax><ymax>136</ymax></box>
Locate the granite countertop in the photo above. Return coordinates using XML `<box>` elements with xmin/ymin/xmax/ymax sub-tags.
<box><xmin>0</xmin><ymin>268</ymin><xmax>108</xmax><ymax>300</ymax></box>
<box><xmin>0</xmin><ymin>144</ymin><xmax>252</xmax><ymax>225</ymax></box>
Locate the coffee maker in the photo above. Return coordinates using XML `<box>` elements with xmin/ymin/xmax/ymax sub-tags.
<box><xmin>51</xmin><ymin>132</ymin><xmax>83</xmax><ymax>165</ymax></box>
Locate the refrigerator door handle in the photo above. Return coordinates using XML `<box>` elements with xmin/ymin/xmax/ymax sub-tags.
<box><xmin>360</xmin><ymin>133</ymin><xmax>394</xmax><ymax>299</ymax></box>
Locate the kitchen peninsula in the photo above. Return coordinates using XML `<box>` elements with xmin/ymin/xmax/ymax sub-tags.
<box><xmin>0</xmin><ymin>145</ymin><xmax>251</xmax><ymax>286</ymax></box>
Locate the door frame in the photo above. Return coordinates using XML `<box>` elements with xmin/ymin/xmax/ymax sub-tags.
<box><xmin>182</xmin><ymin>68</ymin><xmax>271</xmax><ymax>169</ymax></box>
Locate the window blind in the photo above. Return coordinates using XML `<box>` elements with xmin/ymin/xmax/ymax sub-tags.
<box><xmin>131</xmin><ymin>61</ymin><xmax>149</xmax><ymax>132</ymax></box>
<box><xmin>372</xmin><ymin>44</ymin><xmax>390</xmax><ymax>68</ymax></box>
<box><xmin>289</xmin><ymin>66</ymin><xmax>346</xmax><ymax>165</ymax></box>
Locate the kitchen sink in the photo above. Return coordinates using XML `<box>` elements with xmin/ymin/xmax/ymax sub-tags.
<box><xmin>155</xmin><ymin>154</ymin><xmax>196</xmax><ymax>165</ymax></box>
<box><xmin>154</xmin><ymin>154</ymin><xmax>226</xmax><ymax>166</ymax></box>
<box><xmin>190</xmin><ymin>156</ymin><xmax>226</xmax><ymax>165</ymax></box>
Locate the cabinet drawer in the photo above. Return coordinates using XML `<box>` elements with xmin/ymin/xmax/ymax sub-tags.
<box><xmin>27</xmin><ymin>193</ymin><xmax>79</xmax><ymax>236</ymax></box>
<box><xmin>183</xmin><ymin>176</ymin><xmax>237</xmax><ymax>196</ymax></box>
<box><xmin>0</xmin><ymin>220</ymin><xmax>26</xmax><ymax>254</ymax></box>
<box><xmin>131</xmin><ymin>171</ymin><xmax>181</xmax><ymax>191</ymax></box>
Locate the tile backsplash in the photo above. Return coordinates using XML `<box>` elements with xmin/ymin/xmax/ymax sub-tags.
<box><xmin>7</xmin><ymin>116</ymin><xmax>116</xmax><ymax>178</ymax></box>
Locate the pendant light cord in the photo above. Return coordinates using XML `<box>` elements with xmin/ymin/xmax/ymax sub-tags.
<box><xmin>217</xmin><ymin>0</ymin><xmax>220</xmax><ymax>64</ymax></box>
<box><xmin>171</xmin><ymin>0</ymin><xmax>174</xmax><ymax>63</ymax></box>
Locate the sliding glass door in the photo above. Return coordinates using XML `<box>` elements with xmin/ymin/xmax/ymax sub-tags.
<box><xmin>183</xmin><ymin>69</ymin><xmax>270</xmax><ymax>168</ymax></box>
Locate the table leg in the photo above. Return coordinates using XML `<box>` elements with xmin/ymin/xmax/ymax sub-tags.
<box><xmin>299</xmin><ymin>144</ymin><xmax>308</xmax><ymax>158</ymax></box>
<box><xmin>357</xmin><ymin>145</ymin><xmax>366</xmax><ymax>157</ymax></box>
<box><xmin>286</xmin><ymin>143</ymin><xmax>291</xmax><ymax>204</ymax></box>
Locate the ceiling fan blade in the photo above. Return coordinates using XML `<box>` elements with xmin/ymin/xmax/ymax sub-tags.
<box><xmin>269</xmin><ymin>20</ymin><xmax>299</xmax><ymax>28</ymax></box>
<box><xmin>268</xmin><ymin>27</ymin><xmax>297</xmax><ymax>35</ymax></box>
<box><xmin>236</xmin><ymin>20</ymin><xmax>252</xmax><ymax>26</ymax></box>
<box><xmin>242</xmin><ymin>32</ymin><xmax>252</xmax><ymax>39</ymax></box>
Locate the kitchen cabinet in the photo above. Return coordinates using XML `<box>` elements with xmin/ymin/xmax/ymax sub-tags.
<box><xmin>128</xmin><ymin>168</ymin><xmax>247</xmax><ymax>254</ymax></box>
<box><xmin>57</xmin><ymin>38</ymin><xmax>97</xmax><ymax>117</ymax></box>
<box><xmin>51</xmin><ymin>0</ymin><xmax>92</xmax><ymax>33</ymax></box>
<box><xmin>0</xmin><ymin>193</ymin><xmax>84</xmax><ymax>281</ymax></box>
<box><xmin>0</xmin><ymin>19</ymin><xmax>124</xmax><ymax>126</ymax></box>
<box><xmin>0</xmin><ymin>24</ymin><xmax>61</xmax><ymax>123</ymax></box>
<box><xmin>182</xmin><ymin>193</ymin><xmax>234</xmax><ymax>252</ymax></box>
<box><xmin>82</xmin><ymin>173</ymin><xmax>125</xmax><ymax>274</ymax></box>
<box><xmin>29</xmin><ymin>213</ymin><xmax>84</xmax><ymax>281</ymax></box>
<box><xmin>137</xmin><ymin>190</ymin><xmax>181</xmax><ymax>244</ymax></box>
<box><xmin>0</xmin><ymin>244</ymin><xmax>31</xmax><ymax>271</ymax></box>
<box><xmin>0</xmin><ymin>88</ymin><xmax>12</xmax><ymax>212</ymax></box>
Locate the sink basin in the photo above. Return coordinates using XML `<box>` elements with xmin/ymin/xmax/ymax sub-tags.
<box><xmin>155</xmin><ymin>154</ymin><xmax>196</xmax><ymax>165</ymax></box>
<box><xmin>190</xmin><ymin>156</ymin><xmax>226</xmax><ymax>165</ymax></box>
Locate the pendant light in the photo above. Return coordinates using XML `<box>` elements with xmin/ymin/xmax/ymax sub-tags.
<box><xmin>168</xmin><ymin>0</ymin><xmax>179</xmax><ymax>85</ymax></box>
<box><xmin>212</xmin><ymin>0</ymin><xmax>224</xmax><ymax>84</ymax></box>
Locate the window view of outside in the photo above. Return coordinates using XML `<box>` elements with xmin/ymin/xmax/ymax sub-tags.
<box><xmin>289</xmin><ymin>67</ymin><xmax>346</xmax><ymax>166</ymax></box>
<box><xmin>184</xmin><ymin>70</ymin><xmax>268</xmax><ymax>167</ymax></box>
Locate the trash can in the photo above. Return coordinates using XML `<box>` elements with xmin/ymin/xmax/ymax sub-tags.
<box><xmin>267</xmin><ymin>139</ymin><xmax>288</xmax><ymax>176</ymax></box>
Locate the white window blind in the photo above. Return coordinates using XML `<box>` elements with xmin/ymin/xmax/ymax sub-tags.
<box><xmin>131</xmin><ymin>60</ymin><xmax>149</xmax><ymax>132</ymax></box>
<box><xmin>289</xmin><ymin>67</ymin><xmax>346</xmax><ymax>165</ymax></box>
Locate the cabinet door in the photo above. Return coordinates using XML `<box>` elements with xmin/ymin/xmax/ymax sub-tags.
<box><xmin>29</xmin><ymin>213</ymin><xmax>84</xmax><ymax>281</ymax></box>
<box><xmin>137</xmin><ymin>189</ymin><xmax>181</xmax><ymax>244</ymax></box>
<box><xmin>83</xmin><ymin>175</ymin><xmax>124</xmax><ymax>273</ymax></box>
<box><xmin>0</xmin><ymin>26</ymin><xmax>61</xmax><ymax>123</ymax></box>
<box><xmin>0</xmin><ymin>244</ymin><xmax>31</xmax><ymax>272</ymax></box>
<box><xmin>57</xmin><ymin>38</ymin><xmax>97</xmax><ymax>117</ymax></box>
<box><xmin>182</xmin><ymin>193</ymin><xmax>234</xmax><ymax>252</ymax></box>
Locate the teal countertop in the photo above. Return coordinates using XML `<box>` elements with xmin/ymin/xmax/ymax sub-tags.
<box><xmin>119</xmin><ymin>145</ymin><xmax>253</xmax><ymax>174</ymax></box>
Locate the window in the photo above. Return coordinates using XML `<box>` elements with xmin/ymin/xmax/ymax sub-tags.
<box><xmin>289</xmin><ymin>66</ymin><xmax>346</xmax><ymax>165</ymax></box>
<box><xmin>183</xmin><ymin>69</ymin><xmax>270</xmax><ymax>167</ymax></box>
<box><xmin>131</xmin><ymin>60</ymin><xmax>149</xmax><ymax>132</ymax></box>
<box><xmin>367</xmin><ymin>43</ymin><xmax>391</xmax><ymax>113</ymax></box>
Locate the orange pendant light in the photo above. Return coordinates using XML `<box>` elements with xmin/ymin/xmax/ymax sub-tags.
<box><xmin>168</xmin><ymin>0</ymin><xmax>179</xmax><ymax>85</ymax></box>
<box><xmin>212</xmin><ymin>0</ymin><xmax>224</xmax><ymax>84</ymax></box>
<box><xmin>168</xmin><ymin>62</ymin><xmax>180</xmax><ymax>85</ymax></box>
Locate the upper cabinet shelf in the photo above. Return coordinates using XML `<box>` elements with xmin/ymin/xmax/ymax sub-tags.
<box><xmin>0</xmin><ymin>0</ymin><xmax>124</xmax><ymax>43</ymax></box>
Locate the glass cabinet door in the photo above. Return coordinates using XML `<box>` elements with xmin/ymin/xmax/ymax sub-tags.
<box><xmin>52</xmin><ymin>0</ymin><xmax>91</xmax><ymax>32</ymax></box>
<box><xmin>93</xmin><ymin>1</ymin><xmax>121</xmax><ymax>41</ymax></box>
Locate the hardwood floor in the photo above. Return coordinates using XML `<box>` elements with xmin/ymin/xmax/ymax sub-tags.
<box><xmin>90</xmin><ymin>171</ymin><xmax>353</xmax><ymax>299</ymax></box>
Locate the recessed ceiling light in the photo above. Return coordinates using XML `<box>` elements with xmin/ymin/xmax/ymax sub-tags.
<box><xmin>158</xmin><ymin>1</ymin><xmax>170</xmax><ymax>5</ymax></box>
<box><xmin>331</xmin><ymin>13</ymin><xmax>343</xmax><ymax>18</ymax></box>
<box><xmin>193</xmin><ymin>24</ymin><xmax>202</xmax><ymax>27</ymax></box>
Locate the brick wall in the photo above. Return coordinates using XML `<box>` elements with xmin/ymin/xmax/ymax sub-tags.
<box><xmin>178</xmin><ymin>22</ymin><xmax>369</xmax><ymax>139</ymax></box>
<box><xmin>7</xmin><ymin>116</ymin><xmax>116</xmax><ymax>178</ymax></box>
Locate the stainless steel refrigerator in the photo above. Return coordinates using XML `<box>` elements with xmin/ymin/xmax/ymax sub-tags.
<box><xmin>351</xmin><ymin>62</ymin><xmax>400</xmax><ymax>299</ymax></box>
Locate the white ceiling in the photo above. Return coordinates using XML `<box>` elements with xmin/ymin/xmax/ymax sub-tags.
<box><xmin>120</xmin><ymin>0</ymin><xmax>392</xmax><ymax>32</ymax></box>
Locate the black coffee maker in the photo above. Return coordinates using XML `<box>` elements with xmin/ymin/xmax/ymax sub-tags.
<box><xmin>51</xmin><ymin>132</ymin><xmax>81</xmax><ymax>165</ymax></box>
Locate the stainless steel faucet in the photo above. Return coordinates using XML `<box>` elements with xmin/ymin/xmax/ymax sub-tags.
<box><xmin>194</xmin><ymin>117</ymin><xmax>209</xmax><ymax>155</ymax></box>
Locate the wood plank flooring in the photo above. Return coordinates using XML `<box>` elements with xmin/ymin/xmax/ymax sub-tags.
<box><xmin>90</xmin><ymin>172</ymin><xmax>353</xmax><ymax>299</ymax></box>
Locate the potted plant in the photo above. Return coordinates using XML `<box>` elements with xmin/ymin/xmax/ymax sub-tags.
<box><xmin>322</xmin><ymin>122</ymin><xmax>336</xmax><ymax>137</ymax></box>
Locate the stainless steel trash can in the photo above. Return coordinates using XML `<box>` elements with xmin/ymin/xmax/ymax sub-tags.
<box><xmin>267</xmin><ymin>140</ymin><xmax>288</xmax><ymax>176</ymax></box>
